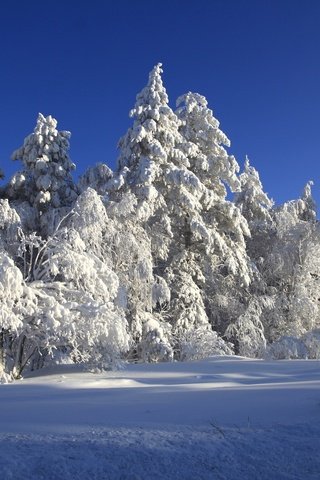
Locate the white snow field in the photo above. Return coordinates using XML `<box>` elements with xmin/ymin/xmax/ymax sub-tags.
<box><xmin>0</xmin><ymin>356</ymin><xmax>320</xmax><ymax>480</ymax></box>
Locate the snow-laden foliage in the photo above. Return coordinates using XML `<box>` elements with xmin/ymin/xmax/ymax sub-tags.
<box><xmin>297</xmin><ymin>181</ymin><xmax>316</xmax><ymax>222</ymax></box>
<box><xmin>235</xmin><ymin>157</ymin><xmax>274</xmax><ymax>226</ymax></box>
<box><xmin>0</xmin><ymin>252</ymin><xmax>25</xmax><ymax>333</ymax></box>
<box><xmin>5</xmin><ymin>203</ymin><xmax>130</xmax><ymax>377</ymax></box>
<box><xmin>266</xmin><ymin>329</ymin><xmax>320</xmax><ymax>360</ymax></box>
<box><xmin>1</xmin><ymin>64</ymin><xmax>320</xmax><ymax>376</ymax></box>
<box><xmin>111</xmin><ymin>65</ymin><xmax>254</xmax><ymax>353</ymax></box>
<box><xmin>106</xmin><ymin>197</ymin><xmax>173</xmax><ymax>362</ymax></box>
<box><xmin>174</xmin><ymin>91</ymin><xmax>255</xmax><ymax>340</ymax></box>
<box><xmin>176</xmin><ymin>91</ymin><xmax>240</xmax><ymax>195</ymax></box>
<box><xmin>266</xmin><ymin>336</ymin><xmax>308</xmax><ymax>360</ymax></box>
<box><xmin>8</xmin><ymin>113</ymin><xmax>78</xmax><ymax>236</ymax></box>
<box><xmin>177</xmin><ymin>328</ymin><xmax>233</xmax><ymax>361</ymax></box>
<box><xmin>259</xmin><ymin>183</ymin><xmax>319</xmax><ymax>344</ymax></box>
<box><xmin>78</xmin><ymin>163</ymin><xmax>113</xmax><ymax>195</ymax></box>
<box><xmin>0</xmin><ymin>250</ymin><xmax>38</xmax><ymax>380</ymax></box>
<box><xmin>225</xmin><ymin>299</ymin><xmax>267</xmax><ymax>358</ymax></box>
<box><xmin>0</xmin><ymin>199</ymin><xmax>22</xmax><ymax>255</ymax></box>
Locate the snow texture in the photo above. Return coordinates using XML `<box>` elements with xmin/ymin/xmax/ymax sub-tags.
<box><xmin>0</xmin><ymin>356</ymin><xmax>319</xmax><ymax>479</ymax></box>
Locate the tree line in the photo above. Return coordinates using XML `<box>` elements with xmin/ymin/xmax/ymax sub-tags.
<box><xmin>1</xmin><ymin>64</ymin><xmax>319</xmax><ymax>381</ymax></box>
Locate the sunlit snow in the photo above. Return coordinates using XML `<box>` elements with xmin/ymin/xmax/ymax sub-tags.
<box><xmin>1</xmin><ymin>356</ymin><xmax>319</xmax><ymax>479</ymax></box>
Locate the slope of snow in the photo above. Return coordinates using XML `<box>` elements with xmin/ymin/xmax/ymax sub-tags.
<box><xmin>1</xmin><ymin>356</ymin><xmax>320</xmax><ymax>479</ymax></box>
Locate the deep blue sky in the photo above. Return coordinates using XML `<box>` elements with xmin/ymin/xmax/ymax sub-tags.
<box><xmin>1</xmin><ymin>0</ymin><xmax>320</xmax><ymax>208</ymax></box>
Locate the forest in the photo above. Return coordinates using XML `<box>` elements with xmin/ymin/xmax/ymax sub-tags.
<box><xmin>1</xmin><ymin>63</ymin><xmax>320</xmax><ymax>381</ymax></box>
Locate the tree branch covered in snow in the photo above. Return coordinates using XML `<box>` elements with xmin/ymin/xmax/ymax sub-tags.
<box><xmin>1</xmin><ymin>64</ymin><xmax>319</xmax><ymax>379</ymax></box>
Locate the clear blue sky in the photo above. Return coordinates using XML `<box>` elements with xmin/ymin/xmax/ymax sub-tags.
<box><xmin>1</xmin><ymin>0</ymin><xmax>320</xmax><ymax>208</ymax></box>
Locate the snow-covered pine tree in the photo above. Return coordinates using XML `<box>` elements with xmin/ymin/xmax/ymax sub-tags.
<box><xmin>105</xmin><ymin>191</ymin><xmax>173</xmax><ymax>362</ymax></box>
<box><xmin>114</xmin><ymin>63</ymin><xmax>189</xmax><ymax>258</ymax></box>
<box><xmin>0</xmin><ymin>199</ymin><xmax>22</xmax><ymax>258</ymax></box>
<box><xmin>78</xmin><ymin>163</ymin><xmax>113</xmax><ymax>195</ymax></box>
<box><xmin>262</xmin><ymin>182</ymin><xmax>318</xmax><ymax>344</ymax></box>
<box><xmin>297</xmin><ymin>180</ymin><xmax>317</xmax><ymax>222</ymax></box>
<box><xmin>111</xmin><ymin>65</ymin><xmax>251</xmax><ymax>358</ymax></box>
<box><xmin>224</xmin><ymin>157</ymin><xmax>276</xmax><ymax>355</ymax></box>
<box><xmin>235</xmin><ymin>157</ymin><xmax>274</xmax><ymax>226</ymax></box>
<box><xmin>8</xmin><ymin>113</ymin><xmax>78</xmax><ymax>236</ymax></box>
<box><xmin>176</xmin><ymin>92</ymin><xmax>240</xmax><ymax>194</ymax></box>
<box><xmin>234</xmin><ymin>157</ymin><xmax>275</xmax><ymax>270</ymax></box>
<box><xmin>175</xmin><ymin>92</ymin><xmax>253</xmax><ymax>343</ymax></box>
<box><xmin>109</xmin><ymin>64</ymin><xmax>219</xmax><ymax>358</ymax></box>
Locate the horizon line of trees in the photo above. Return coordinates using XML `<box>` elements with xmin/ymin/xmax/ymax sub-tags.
<box><xmin>1</xmin><ymin>63</ymin><xmax>320</xmax><ymax>382</ymax></box>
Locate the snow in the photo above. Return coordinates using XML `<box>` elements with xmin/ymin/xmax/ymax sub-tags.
<box><xmin>1</xmin><ymin>356</ymin><xmax>320</xmax><ymax>479</ymax></box>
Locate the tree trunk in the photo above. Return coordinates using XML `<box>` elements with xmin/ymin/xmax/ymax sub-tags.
<box><xmin>12</xmin><ymin>335</ymin><xmax>26</xmax><ymax>379</ymax></box>
<box><xmin>0</xmin><ymin>329</ymin><xmax>5</xmax><ymax>372</ymax></box>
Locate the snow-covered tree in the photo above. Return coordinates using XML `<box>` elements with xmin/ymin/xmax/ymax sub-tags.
<box><xmin>225</xmin><ymin>298</ymin><xmax>267</xmax><ymax>357</ymax></box>
<box><xmin>0</xmin><ymin>251</ymin><xmax>26</xmax><ymax>381</ymax></box>
<box><xmin>1</xmin><ymin>63</ymin><xmax>319</xmax><ymax>368</ymax></box>
<box><xmin>234</xmin><ymin>157</ymin><xmax>275</xmax><ymax>270</ymax></box>
<box><xmin>176</xmin><ymin>92</ymin><xmax>241</xmax><ymax>194</ymax></box>
<box><xmin>8</xmin><ymin>113</ymin><xmax>78</xmax><ymax>235</ymax></box>
<box><xmin>109</xmin><ymin>65</ymin><xmax>254</xmax><ymax>357</ymax></box>
<box><xmin>112</xmin><ymin>63</ymin><xmax>193</xmax><ymax>258</ymax></box>
<box><xmin>106</xmin><ymin>65</ymin><xmax>192</xmax><ymax>355</ymax></box>
<box><xmin>110</xmin><ymin>66</ymin><xmax>216</xmax><ymax>350</ymax></box>
<box><xmin>0</xmin><ymin>199</ymin><xmax>22</xmax><ymax>257</ymax></box>
<box><xmin>4</xmin><ymin>194</ymin><xmax>131</xmax><ymax>378</ymax></box>
<box><xmin>105</xmin><ymin>188</ymin><xmax>173</xmax><ymax>361</ymax></box>
<box><xmin>297</xmin><ymin>180</ymin><xmax>317</xmax><ymax>222</ymax></box>
<box><xmin>78</xmin><ymin>163</ymin><xmax>113</xmax><ymax>195</ymax></box>
<box><xmin>175</xmin><ymin>91</ymin><xmax>254</xmax><ymax>338</ymax></box>
<box><xmin>235</xmin><ymin>157</ymin><xmax>274</xmax><ymax>226</ymax></box>
<box><xmin>261</xmin><ymin>182</ymin><xmax>318</xmax><ymax>343</ymax></box>
<box><xmin>67</xmin><ymin>187</ymin><xmax>172</xmax><ymax>364</ymax></box>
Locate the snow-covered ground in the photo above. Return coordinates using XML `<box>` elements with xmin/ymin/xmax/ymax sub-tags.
<box><xmin>1</xmin><ymin>356</ymin><xmax>320</xmax><ymax>479</ymax></box>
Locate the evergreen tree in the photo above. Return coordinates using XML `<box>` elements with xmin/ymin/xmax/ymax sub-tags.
<box><xmin>235</xmin><ymin>157</ymin><xmax>274</xmax><ymax>226</ymax></box>
<box><xmin>78</xmin><ymin>163</ymin><xmax>113</xmax><ymax>195</ymax></box>
<box><xmin>111</xmin><ymin>64</ymin><xmax>217</xmax><ymax>356</ymax></box>
<box><xmin>0</xmin><ymin>199</ymin><xmax>22</xmax><ymax>257</ymax></box>
<box><xmin>1</xmin><ymin>63</ymin><xmax>319</xmax><ymax>369</ymax></box>
<box><xmin>261</xmin><ymin>182</ymin><xmax>318</xmax><ymax>343</ymax></box>
<box><xmin>112</xmin><ymin>65</ymin><xmax>252</xmax><ymax>357</ymax></box>
<box><xmin>8</xmin><ymin>113</ymin><xmax>78</xmax><ymax>235</ymax></box>
<box><xmin>225</xmin><ymin>158</ymin><xmax>278</xmax><ymax>355</ymax></box>
<box><xmin>175</xmin><ymin>91</ymin><xmax>253</xmax><ymax>339</ymax></box>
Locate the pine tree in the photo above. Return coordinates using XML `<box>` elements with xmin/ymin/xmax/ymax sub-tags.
<box><xmin>8</xmin><ymin>113</ymin><xmax>78</xmax><ymax>235</ymax></box>
<box><xmin>110</xmin><ymin>64</ymin><xmax>216</xmax><ymax>357</ymax></box>
<box><xmin>113</xmin><ymin>63</ymin><xmax>193</xmax><ymax>259</ymax></box>
<box><xmin>0</xmin><ymin>199</ymin><xmax>22</xmax><ymax>257</ymax></box>
<box><xmin>235</xmin><ymin>157</ymin><xmax>274</xmax><ymax>226</ymax></box>
<box><xmin>228</xmin><ymin>158</ymin><xmax>275</xmax><ymax>355</ymax></box>
<box><xmin>262</xmin><ymin>182</ymin><xmax>318</xmax><ymax>343</ymax></box>
<box><xmin>111</xmin><ymin>65</ymin><xmax>252</xmax><ymax>357</ymax></box>
<box><xmin>78</xmin><ymin>163</ymin><xmax>113</xmax><ymax>195</ymax></box>
<box><xmin>175</xmin><ymin>91</ymin><xmax>253</xmax><ymax>339</ymax></box>
<box><xmin>106</xmin><ymin>186</ymin><xmax>173</xmax><ymax>361</ymax></box>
